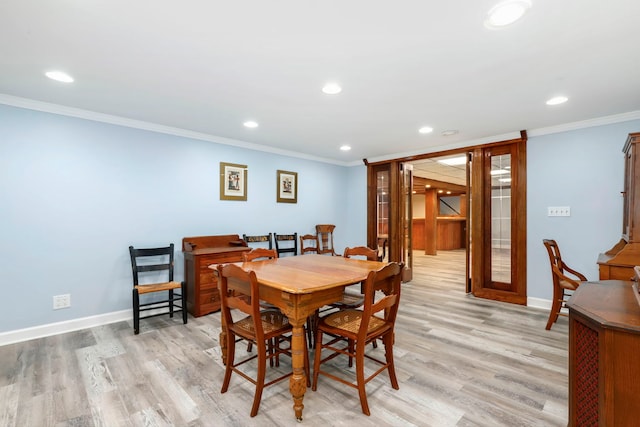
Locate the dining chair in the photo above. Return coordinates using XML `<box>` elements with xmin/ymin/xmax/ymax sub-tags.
<box><xmin>543</xmin><ymin>239</ymin><xmax>588</xmax><ymax>330</ymax></box>
<box><xmin>274</xmin><ymin>232</ymin><xmax>298</xmax><ymax>257</ymax></box>
<box><xmin>128</xmin><ymin>244</ymin><xmax>187</xmax><ymax>335</ymax></box>
<box><xmin>316</xmin><ymin>224</ymin><xmax>337</xmax><ymax>256</ymax></box>
<box><xmin>312</xmin><ymin>262</ymin><xmax>403</xmax><ymax>416</ymax></box>
<box><xmin>300</xmin><ymin>234</ymin><xmax>318</xmax><ymax>255</ymax></box>
<box><xmin>217</xmin><ymin>263</ymin><xmax>306</xmax><ymax>417</ymax></box>
<box><xmin>243</xmin><ymin>233</ymin><xmax>273</xmax><ymax>250</ymax></box>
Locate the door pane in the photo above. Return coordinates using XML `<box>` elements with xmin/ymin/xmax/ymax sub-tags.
<box><xmin>377</xmin><ymin>170</ymin><xmax>389</xmax><ymax>261</ymax></box>
<box><xmin>490</xmin><ymin>154</ymin><xmax>511</xmax><ymax>283</ymax></box>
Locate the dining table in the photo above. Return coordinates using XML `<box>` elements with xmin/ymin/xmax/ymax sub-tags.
<box><xmin>211</xmin><ymin>253</ymin><xmax>388</xmax><ymax>421</ymax></box>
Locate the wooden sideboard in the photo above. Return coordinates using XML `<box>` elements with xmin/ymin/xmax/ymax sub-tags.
<box><xmin>598</xmin><ymin>132</ymin><xmax>640</xmax><ymax>280</ymax></box>
<box><xmin>182</xmin><ymin>234</ymin><xmax>250</xmax><ymax>317</ymax></box>
<box><xmin>566</xmin><ymin>280</ymin><xmax>640</xmax><ymax>426</ymax></box>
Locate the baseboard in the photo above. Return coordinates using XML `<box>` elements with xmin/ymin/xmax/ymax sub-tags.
<box><xmin>0</xmin><ymin>310</ymin><xmax>130</xmax><ymax>347</ymax></box>
<box><xmin>527</xmin><ymin>296</ymin><xmax>552</xmax><ymax>311</ymax></box>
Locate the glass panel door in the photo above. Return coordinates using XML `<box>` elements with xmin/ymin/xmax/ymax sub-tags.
<box><xmin>490</xmin><ymin>153</ymin><xmax>511</xmax><ymax>285</ymax></box>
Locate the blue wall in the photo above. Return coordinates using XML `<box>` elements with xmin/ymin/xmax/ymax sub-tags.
<box><xmin>0</xmin><ymin>104</ymin><xmax>365</xmax><ymax>333</ymax></box>
<box><xmin>2</xmin><ymin>101</ymin><xmax>639</xmax><ymax>336</ymax></box>
<box><xmin>527</xmin><ymin>120</ymin><xmax>640</xmax><ymax>299</ymax></box>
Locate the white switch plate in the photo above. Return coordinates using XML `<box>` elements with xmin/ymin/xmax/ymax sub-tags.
<box><xmin>547</xmin><ymin>206</ymin><xmax>571</xmax><ymax>217</ymax></box>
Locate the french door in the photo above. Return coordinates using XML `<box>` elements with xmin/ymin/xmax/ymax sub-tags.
<box><xmin>366</xmin><ymin>132</ymin><xmax>527</xmax><ymax>304</ymax></box>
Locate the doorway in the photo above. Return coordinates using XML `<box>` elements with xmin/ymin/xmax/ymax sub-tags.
<box><xmin>366</xmin><ymin>132</ymin><xmax>527</xmax><ymax>305</ymax></box>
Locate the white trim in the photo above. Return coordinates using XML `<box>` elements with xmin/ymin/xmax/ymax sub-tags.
<box><xmin>0</xmin><ymin>310</ymin><xmax>130</xmax><ymax>347</ymax></box>
<box><xmin>0</xmin><ymin>93</ymin><xmax>348</xmax><ymax>167</ymax></box>
<box><xmin>527</xmin><ymin>110</ymin><xmax>640</xmax><ymax>137</ymax></box>
<box><xmin>527</xmin><ymin>296</ymin><xmax>552</xmax><ymax>311</ymax></box>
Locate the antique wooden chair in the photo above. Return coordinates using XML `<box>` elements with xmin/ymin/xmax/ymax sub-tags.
<box><xmin>312</xmin><ymin>262</ymin><xmax>403</xmax><ymax>416</ymax></box>
<box><xmin>242</xmin><ymin>233</ymin><xmax>273</xmax><ymax>250</ymax></box>
<box><xmin>217</xmin><ymin>263</ymin><xmax>307</xmax><ymax>417</ymax></box>
<box><xmin>316</xmin><ymin>224</ymin><xmax>337</xmax><ymax>256</ymax></box>
<box><xmin>128</xmin><ymin>244</ymin><xmax>187</xmax><ymax>335</ymax></box>
<box><xmin>300</xmin><ymin>234</ymin><xmax>318</xmax><ymax>255</ymax></box>
<box><xmin>274</xmin><ymin>232</ymin><xmax>298</xmax><ymax>257</ymax></box>
<box><xmin>242</xmin><ymin>247</ymin><xmax>278</xmax><ymax>262</ymax></box>
<box><xmin>543</xmin><ymin>239</ymin><xmax>588</xmax><ymax>330</ymax></box>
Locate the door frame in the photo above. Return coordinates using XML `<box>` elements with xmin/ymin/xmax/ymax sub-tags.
<box><xmin>365</xmin><ymin>131</ymin><xmax>527</xmax><ymax>304</ymax></box>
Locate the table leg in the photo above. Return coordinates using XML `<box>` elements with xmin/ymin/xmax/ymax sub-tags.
<box><xmin>289</xmin><ymin>319</ymin><xmax>307</xmax><ymax>421</ymax></box>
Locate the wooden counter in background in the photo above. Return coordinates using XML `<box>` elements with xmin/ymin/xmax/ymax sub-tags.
<box><xmin>566</xmin><ymin>280</ymin><xmax>640</xmax><ymax>426</ymax></box>
<box><xmin>182</xmin><ymin>234</ymin><xmax>250</xmax><ymax>317</ymax></box>
<box><xmin>413</xmin><ymin>217</ymin><xmax>466</xmax><ymax>252</ymax></box>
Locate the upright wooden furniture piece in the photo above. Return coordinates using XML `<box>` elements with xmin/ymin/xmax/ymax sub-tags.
<box><xmin>312</xmin><ymin>262</ymin><xmax>403</xmax><ymax>416</ymax></box>
<box><xmin>274</xmin><ymin>232</ymin><xmax>298</xmax><ymax>256</ymax></box>
<box><xmin>316</xmin><ymin>224</ymin><xmax>337</xmax><ymax>255</ymax></box>
<box><xmin>217</xmin><ymin>264</ymin><xmax>296</xmax><ymax>417</ymax></box>
<box><xmin>212</xmin><ymin>254</ymin><xmax>387</xmax><ymax>421</ymax></box>
<box><xmin>129</xmin><ymin>244</ymin><xmax>187</xmax><ymax>334</ymax></box>
<box><xmin>182</xmin><ymin>234</ymin><xmax>250</xmax><ymax>316</ymax></box>
<box><xmin>598</xmin><ymin>132</ymin><xmax>640</xmax><ymax>280</ymax></box>
<box><xmin>566</xmin><ymin>280</ymin><xmax>640</xmax><ymax>426</ymax></box>
<box><xmin>542</xmin><ymin>239</ymin><xmax>587</xmax><ymax>330</ymax></box>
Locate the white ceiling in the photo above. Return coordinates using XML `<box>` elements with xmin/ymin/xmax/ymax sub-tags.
<box><xmin>1</xmin><ymin>1</ymin><xmax>640</xmax><ymax>165</ymax></box>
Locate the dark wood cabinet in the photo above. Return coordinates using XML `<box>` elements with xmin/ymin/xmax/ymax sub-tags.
<box><xmin>598</xmin><ymin>132</ymin><xmax>640</xmax><ymax>280</ymax></box>
<box><xmin>566</xmin><ymin>280</ymin><xmax>640</xmax><ymax>426</ymax></box>
<box><xmin>182</xmin><ymin>234</ymin><xmax>250</xmax><ymax>317</ymax></box>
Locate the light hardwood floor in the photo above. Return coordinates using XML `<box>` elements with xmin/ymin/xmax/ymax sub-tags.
<box><xmin>0</xmin><ymin>250</ymin><xmax>567</xmax><ymax>426</ymax></box>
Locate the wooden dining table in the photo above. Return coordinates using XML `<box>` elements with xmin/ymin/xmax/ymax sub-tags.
<box><xmin>211</xmin><ymin>254</ymin><xmax>387</xmax><ymax>421</ymax></box>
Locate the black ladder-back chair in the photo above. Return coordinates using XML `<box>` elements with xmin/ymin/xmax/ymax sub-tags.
<box><xmin>129</xmin><ymin>244</ymin><xmax>187</xmax><ymax>335</ymax></box>
<box><xmin>243</xmin><ymin>233</ymin><xmax>273</xmax><ymax>250</ymax></box>
<box><xmin>274</xmin><ymin>232</ymin><xmax>298</xmax><ymax>256</ymax></box>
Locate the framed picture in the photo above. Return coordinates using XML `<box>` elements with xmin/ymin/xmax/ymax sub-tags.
<box><xmin>277</xmin><ymin>170</ymin><xmax>297</xmax><ymax>203</ymax></box>
<box><xmin>220</xmin><ymin>162</ymin><xmax>247</xmax><ymax>201</ymax></box>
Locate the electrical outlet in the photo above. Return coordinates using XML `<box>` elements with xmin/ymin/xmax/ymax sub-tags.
<box><xmin>53</xmin><ymin>294</ymin><xmax>71</xmax><ymax>310</ymax></box>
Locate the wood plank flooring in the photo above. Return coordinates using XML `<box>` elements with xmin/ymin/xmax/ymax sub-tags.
<box><xmin>0</xmin><ymin>250</ymin><xmax>568</xmax><ymax>426</ymax></box>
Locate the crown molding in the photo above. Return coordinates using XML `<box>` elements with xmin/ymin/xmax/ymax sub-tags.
<box><xmin>0</xmin><ymin>94</ymin><xmax>349</xmax><ymax>167</ymax></box>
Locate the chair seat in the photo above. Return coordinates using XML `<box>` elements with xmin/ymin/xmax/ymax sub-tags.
<box><xmin>320</xmin><ymin>309</ymin><xmax>388</xmax><ymax>337</ymax></box>
<box><xmin>232</xmin><ymin>310</ymin><xmax>291</xmax><ymax>336</ymax></box>
<box><xmin>330</xmin><ymin>292</ymin><xmax>364</xmax><ymax>309</ymax></box>
<box><xmin>135</xmin><ymin>281</ymin><xmax>182</xmax><ymax>294</ymax></box>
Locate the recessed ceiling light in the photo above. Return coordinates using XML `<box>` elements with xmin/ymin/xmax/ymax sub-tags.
<box><xmin>441</xmin><ymin>130</ymin><xmax>459</xmax><ymax>137</ymax></box>
<box><xmin>322</xmin><ymin>82</ymin><xmax>342</xmax><ymax>95</ymax></box>
<box><xmin>438</xmin><ymin>156</ymin><xmax>467</xmax><ymax>166</ymax></box>
<box><xmin>243</xmin><ymin>121</ymin><xmax>259</xmax><ymax>128</ymax></box>
<box><xmin>45</xmin><ymin>70</ymin><xmax>74</xmax><ymax>83</ymax></box>
<box><xmin>485</xmin><ymin>0</ymin><xmax>531</xmax><ymax>28</ymax></box>
<box><xmin>340</xmin><ymin>145</ymin><xmax>351</xmax><ymax>151</ymax></box>
<box><xmin>546</xmin><ymin>96</ymin><xmax>569</xmax><ymax>106</ymax></box>
<box><xmin>418</xmin><ymin>126</ymin><xmax>434</xmax><ymax>134</ymax></box>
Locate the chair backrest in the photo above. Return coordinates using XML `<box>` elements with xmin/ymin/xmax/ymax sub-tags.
<box><xmin>243</xmin><ymin>233</ymin><xmax>273</xmax><ymax>250</ymax></box>
<box><xmin>129</xmin><ymin>244</ymin><xmax>174</xmax><ymax>286</ymax></box>
<box><xmin>242</xmin><ymin>248</ymin><xmax>278</xmax><ymax>262</ymax></box>
<box><xmin>300</xmin><ymin>234</ymin><xmax>318</xmax><ymax>255</ymax></box>
<box><xmin>343</xmin><ymin>246</ymin><xmax>378</xmax><ymax>261</ymax></box>
<box><xmin>543</xmin><ymin>239</ymin><xmax>586</xmax><ymax>289</ymax></box>
<box><xmin>274</xmin><ymin>232</ymin><xmax>298</xmax><ymax>256</ymax></box>
<box><xmin>359</xmin><ymin>262</ymin><xmax>403</xmax><ymax>340</ymax></box>
<box><xmin>217</xmin><ymin>264</ymin><xmax>265</xmax><ymax>341</ymax></box>
<box><xmin>316</xmin><ymin>224</ymin><xmax>336</xmax><ymax>256</ymax></box>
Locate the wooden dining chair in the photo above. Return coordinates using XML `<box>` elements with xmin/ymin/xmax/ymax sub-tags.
<box><xmin>274</xmin><ymin>232</ymin><xmax>298</xmax><ymax>257</ymax></box>
<box><xmin>316</xmin><ymin>224</ymin><xmax>337</xmax><ymax>256</ymax></box>
<box><xmin>300</xmin><ymin>234</ymin><xmax>318</xmax><ymax>255</ymax></box>
<box><xmin>217</xmin><ymin>263</ymin><xmax>306</xmax><ymax>417</ymax></box>
<box><xmin>128</xmin><ymin>244</ymin><xmax>187</xmax><ymax>335</ymax></box>
<box><xmin>312</xmin><ymin>262</ymin><xmax>403</xmax><ymax>416</ymax></box>
<box><xmin>243</xmin><ymin>233</ymin><xmax>273</xmax><ymax>250</ymax></box>
<box><xmin>543</xmin><ymin>239</ymin><xmax>588</xmax><ymax>330</ymax></box>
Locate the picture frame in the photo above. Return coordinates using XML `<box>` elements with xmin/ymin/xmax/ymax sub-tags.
<box><xmin>277</xmin><ymin>170</ymin><xmax>297</xmax><ymax>203</ymax></box>
<box><xmin>220</xmin><ymin>162</ymin><xmax>247</xmax><ymax>201</ymax></box>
